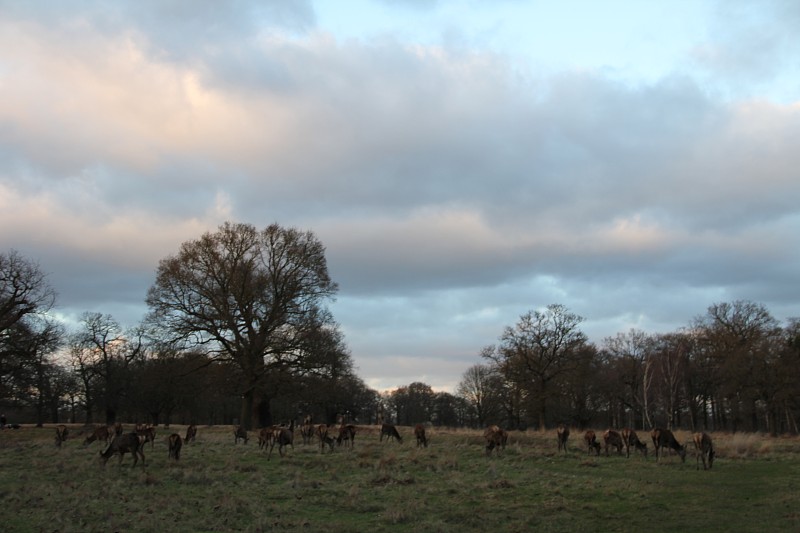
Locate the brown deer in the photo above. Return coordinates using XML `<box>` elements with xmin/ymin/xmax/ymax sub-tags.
<box><xmin>693</xmin><ymin>432</ymin><xmax>715</xmax><ymax>470</ymax></box>
<box><xmin>113</xmin><ymin>423</ymin><xmax>123</xmax><ymax>436</ymax></box>
<box><xmin>603</xmin><ymin>429</ymin><xmax>624</xmax><ymax>456</ymax></box>
<box><xmin>184</xmin><ymin>424</ymin><xmax>197</xmax><ymax>444</ymax></box>
<box><xmin>621</xmin><ymin>428</ymin><xmax>648</xmax><ymax>458</ymax></box>
<box><xmin>55</xmin><ymin>425</ymin><xmax>68</xmax><ymax>447</ymax></box>
<box><xmin>484</xmin><ymin>425</ymin><xmax>505</xmax><ymax>456</ymax></box>
<box><xmin>651</xmin><ymin>428</ymin><xmax>686</xmax><ymax>463</ymax></box>
<box><xmin>234</xmin><ymin>425</ymin><xmax>248</xmax><ymax>444</ymax></box>
<box><xmin>380</xmin><ymin>424</ymin><xmax>402</xmax><ymax>444</ymax></box>
<box><xmin>414</xmin><ymin>424</ymin><xmax>428</xmax><ymax>448</ymax></box>
<box><xmin>82</xmin><ymin>425</ymin><xmax>111</xmax><ymax>446</ymax></box>
<box><xmin>100</xmin><ymin>432</ymin><xmax>145</xmax><ymax>467</ymax></box>
<box><xmin>168</xmin><ymin>433</ymin><xmax>183</xmax><ymax>461</ymax></box>
<box><xmin>136</xmin><ymin>424</ymin><xmax>156</xmax><ymax>450</ymax></box>
<box><xmin>257</xmin><ymin>426</ymin><xmax>275</xmax><ymax>450</ymax></box>
<box><xmin>584</xmin><ymin>430</ymin><xmax>601</xmax><ymax>456</ymax></box>
<box><xmin>337</xmin><ymin>424</ymin><xmax>356</xmax><ymax>448</ymax></box>
<box><xmin>300</xmin><ymin>415</ymin><xmax>314</xmax><ymax>445</ymax></box>
<box><xmin>316</xmin><ymin>424</ymin><xmax>335</xmax><ymax>453</ymax></box>
<box><xmin>557</xmin><ymin>424</ymin><xmax>570</xmax><ymax>454</ymax></box>
<box><xmin>268</xmin><ymin>420</ymin><xmax>294</xmax><ymax>459</ymax></box>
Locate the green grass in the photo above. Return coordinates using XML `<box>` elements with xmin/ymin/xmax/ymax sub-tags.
<box><xmin>1</xmin><ymin>425</ymin><xmax>799</xmax><ymax>532</ymax></box>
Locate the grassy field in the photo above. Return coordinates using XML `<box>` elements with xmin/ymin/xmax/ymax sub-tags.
<box><xmin>1</xmin><ymin>424</ymin><xmax>799</xmax><ymax>532</ymax></box>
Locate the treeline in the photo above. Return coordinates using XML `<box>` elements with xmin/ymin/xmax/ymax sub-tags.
<box><xmin>3</xmin><ymin>231</ymin><xmax>799</xmax><ymax>434</ymax></box>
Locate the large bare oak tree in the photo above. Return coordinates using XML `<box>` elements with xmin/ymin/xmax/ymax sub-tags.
<box><xmin>145</xmin><ymin>222</ymin><xmax>338</xmax><ymax>429</ymax></box>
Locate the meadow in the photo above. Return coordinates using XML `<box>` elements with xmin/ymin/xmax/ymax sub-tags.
<box><xmin>1</xmin><ymin>424</ymin><xmax>798</xmax><ymax>532</ymax></box>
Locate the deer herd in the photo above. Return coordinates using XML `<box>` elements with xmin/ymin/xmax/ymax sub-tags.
<box><xmin>54</xmin><ymin>417</ymin><xmax>715</xmax><ymax>471</ymax></box>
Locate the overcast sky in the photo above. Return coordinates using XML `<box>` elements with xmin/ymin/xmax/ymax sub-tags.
<box><xmin>2</xmin><ymin>0</ymin><xmax>799</xmax><ymax>392</ymax></box>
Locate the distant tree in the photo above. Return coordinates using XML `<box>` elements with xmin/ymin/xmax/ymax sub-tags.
<box><xmin>146</xmin><ymin>222</ymin><xmax>339</xmax><ymax>429</ymax></box>
<box><xmin>0</xmin><ymin>250</ymin><xmax>58</xmax><ymax>405</ymax></box>
<box><xmin>603</xmin><ymin>329</ymin><xmax>655</xmax><ymax>430</ymax></box>
<box><xmin>693</xmin><ymin>301</ymin><xmax>781</xmax><ymax>432</ymax></box>
<box><xmin>68</xmin><ymin>313</ymin><xmax>144</xmax><ymax>425</ymax></box>
<box><xmin>488</xmin><ymin>304</ymin><xmax>588</xmax><ymax>430</ymax></box>
<box><xmin>456</xmin><ymin>362</ymin><xmax>503</xmax><ymax>427</ymax></box>
<box><xmin>390</xmin><ymin>382</ymin><xmax>435</xmax><ymax>425</ymax></box>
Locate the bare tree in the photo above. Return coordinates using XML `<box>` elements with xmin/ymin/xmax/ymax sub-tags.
<box><xmin>603</xmin><ymin>329</ymin><xmax>655</xmax><ymax>430</ymax></box>
<box><xmin>456</xmin><ymin>362</ymin><xmax>502</xmax><ymax>427</ymax></box>
<box><xmin>145</xmin><ymin>222</ymin><xmax>338</xmax><ymax>429</ymax></box>
<box><xmin>489</xmin><ymin>304</ymin><xmax>588</xmax><ymax>430</ymax></box>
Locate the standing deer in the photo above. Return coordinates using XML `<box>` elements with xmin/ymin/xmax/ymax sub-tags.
<box><xmin>484</xmin><ymin>425</ymin><xmax>505</xmax><ymax>456</ymax></box>
<box><xmin>621</xmin><ymin>428</ymin><xmax>648</xmax><ymax>458</ymax></box>
<box><xmin>55</xmin><ymin>425</ymin><xmax>68</xmax><ymax>447</ymax></box>
<box><xmin>557</xmin><ymin>424</ymin><xmax>570</xmax><ymax>454</ymax></box>
<box><xmin>337</xmin><ymin>424</ymin><xmax>356</xmax><ymax>448</ymax></box>
<box><xmin>136</xmin><ymin>424</ymin><xmax>156</xmax><ymax>450</ymax></box>
<box><xmin>184</xmin><ymin>424</ymin><xmax>197</xmax><ymax>444</ymax></box>
<box><xmin>603</xmin><ymin>429</ymin><xmax>624</xmax><ymax>456</ymax></box>
<box><xmin>301</xmin><ymin>415</ymin><xmax>314</xmax><ymax>445</ymax></box>
<box><xmin>234</xmin><ymin>425</ymin><xmax>248</xmax><ymax>444</ymax></box>
<box><xmin>584</xmin><ymin>430</ymin><xmax>601</xmax><ymax>456</ymax></box>
<box><xmin>268</xmin><ymin>421</ymin><xmax>294</xmax><ymax>459</ymax></box>
<box><xmin>380</xmin><ymin>424</ymin><xmax>402</xmax><ymax>444</ymax></box>
<box><xmin>414</xmin><ymin>424</ymin><xmax>428</xmax><ymax>448</ymax></box>
<box><xmin>316</xmin><ymin>424</ymin><xmax>335</xmax><ymax>453</ymax></box>
<box><xmin>168</xmin><ymin>433</ymin><xmax>183</xmax><ymax>461</ymax></box>
<box><xmin>651</xmin><ymin>428</ymin><xmax>686</xmax><ymax>463</ymax></box>
<box><xmin>693</xmin><ymin>432</ymin><xmax>715</xmax><ymax>470</ymax></box>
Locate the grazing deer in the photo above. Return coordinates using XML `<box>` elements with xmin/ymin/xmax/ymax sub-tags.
<box><xmin>693</xmin><ymin>432</ymin><xmax>715</xmax><ymax>470</ymax></box>
<box><xmin>557</xmin><ymin>424</ymin><xmax>570</xmax><ymax>454</ymax></box>
<box><xmin>168</xmin><ymin>433</ymin><xmax>183</xmax><ymax>461</ymax></box>
<box><xmin>603</xmin><ymin>429</ymin><xmax>624</xmax><ymax>456</ymax></box>
<box><xmin>651</xmin><ymin>428</ymin><xmax>686</xmax><ymax>463</ymax></box>
<box><xmin>184</xmin><ymin>424</ymin><xmax>197</xmax><ymax>444</ymax></box>
<box><xmin>113</xmin><ymin>423</ymin><xmax>123</xmax><ymax>436</ymax></box>
<box><xmin>83</xmin><ymin>425</ymin><xmax>111</xmax><ymax>446</ymax></box>
<box><xmin>337</xmin><ymin>424</ymin><xmax>356</xmax><ymax>448</ymax></box>
<box><xmin>100</xmin><ymin>432</ymin><xmax>145</xmax><ymax>467</ymax></box>
<box><xmin>55</xmin><ymin>425</ymin><xmax>68</xmax><ymax>447</ymax></box>
<box><xmin>316</xmin><ymin>424</ymin><xmax>335</xmax><ymax>453</ymax></box>
<box><xmin>136</xmin><ymin>424</ymin><xmax>156</xmax><ymax>450</ymax></box>
<box><xmin>621</xmin><ymin>428</ymin><xmax>648</xmax><ymax>458</ymax></box>
<box><xmin>584</xmin><ymin>430</ymin><xmax>601</xmax><ymax>456</ymax></box>
<box><xmin>234</xmin><ymin>425</ymin><xmax>248</xmax><ymax>444</ymax></box>
<box><xmin>484</xmin><ymin>425</ymin><xmax>505</xmax><ymax>456</ymax></box>
<box><xmin>268</xmin><ymin>421</ymin><xmax>294</xmax><ymax>459</ymax></box>
<box><xmin>414</xmin><ymin>424</ymin><xmax>428</xmax><ymax>448</ymax></box>
<box><xmin>380</xmin><ymin>424</ymin><xmax>402</xmax><ymax>444</ymax></box>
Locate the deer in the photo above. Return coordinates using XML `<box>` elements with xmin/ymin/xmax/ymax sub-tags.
<box><xmin>337</xmin><ymin>424</ymin><xmax>357</xmax><ymax>448</ymax></box>
<box><xmin>484</xmin><ymin>425</ymin><xmax>505</xmax><ymax>456</ymax></box>
<box><xmin>414</xmin><ymin>424</ymin><xmax>428</xmax><ymax>448</ymax></box>
<box><xmin>584</xmin><ymin>430</ymin><xmax>601</xmax><ymax>456</ymax></box>
<box><xmin>168</xmin><ymin>433</ymin><xmax>183</xmax><ymax>461</ymax></box>
<box><xmin>380</xmin><ymin>423</ymin><xmax>402</xmax><ymax>444</ymax></box>
<box><xmin>55</xmin><ymin>425</ymin><xmax>68</xmax><ymax>447</ymax></box>
<box><xmin>603</xmin><ymin>429</ymin><xmax>624</xmax><ymax>456</ymax></box>
<box><xmin>113</xmin><ymin>423</ymin><xmax>123</xmax><ymax>436</ymax></box>
<box><xmin>621</xmin><ymin>428</ymin><xmax>648</xmax><ymax>458</ymax></box>
<box><xmin>693</xmin><ymin>432</ymin><xmax>715</xmax><ymax>470</ymax></box>
<box><xmin>300</xmin><ymin>415</ymin><xmax>314</xmax><ymax>445</ymax></box>
<box><xmin>268</xmin><ymin>420</ymin><xmax>294</xmax><ymax>459</ymax></box>
<box><xmin>136</xmin><ymin>424</ymin><xmax>156</xmax><ymax>450</ymax></box>
<box><xmin>651</xmin><ymin>428</ymin><xmax>686</xmax><ymax>463</ymax></box>
<box><xmin>82</xmin><ymin>425</ymin><xmax>111</xmax><ymax>446</ymax></box>
<box><xmin>557</xmin><ymin>424</ymin><xmax>570</xmax><ymax>454</ymax></box>
<box><xmin>316</xmin><ymin>424</ymin><xmax>335</xmax><ymax>453</ymax></box>
<box><xmin>234</xmin><ymin>425</ymin><xmax>248</xmax><ymax>444</ymax></box>
<box><xmin>257</xmin><ymin>426</ymin><xmax>275</xmax><ymax>450</ymax></box>
<box><xmin>184</xmin><ymin>424</ymin><xmax>197</xmax><ymax>444</ymax></box>
<box><xmin>100</xmin><ymin>432</ymin><xmax>145</xmax><ymax>467</ymax></box>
